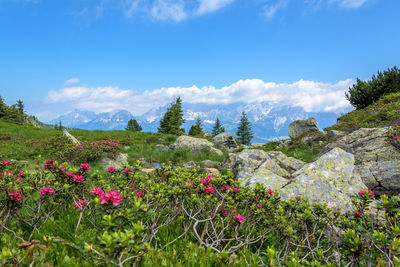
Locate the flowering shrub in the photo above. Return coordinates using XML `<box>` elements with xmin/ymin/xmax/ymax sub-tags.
<box><xmin>388</xmin><ymin>124</ymin><xmax>400</xmax><ymax>149</ymax></box>
<box><xmin>33</xmin><ymin>135</ymin><xmax>121</xmax><ymax>164</ymax></box>
<box><xmin>1</xmin><ymin>159</ymin><xmax>400</xmax><ymax>266</ymax></box>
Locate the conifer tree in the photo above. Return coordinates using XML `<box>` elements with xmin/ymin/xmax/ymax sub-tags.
<box><xmin>212</xmin><ymin>118</ymin><xmax>225</xmax><ymax>135</ymax></box>
<box><xmin>158</xmin><ymin>97</ymin><xmax>185</xmax><ymax>135</ymax></box>
<box><xmin>16</xmin><ymin>100</ymin><xmax>24</xmax><ymax>113</ymax></box>
<box><xmin>189</xmin><ymin>117</ymin><xmax>203</xmax><ymax>136</ymax></box>
<box><xmin>126</xmin><ymin>119</ymin><xmax>142</xmax><ymax>132</ymax></box>
<box><xmin>236</xmin><ymin>112</ymin><xmax>253</xmax><ymax>145</ymax></box>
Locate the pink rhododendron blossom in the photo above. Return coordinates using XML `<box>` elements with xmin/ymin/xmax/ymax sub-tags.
<box><xmin>369</xmin><ymin>190</ymin><xmax>375</xmax><ymax>199</ymax></box>
<box><xmin>66</xmin><ymin>172</ymin><xmax>74</xmax><ymax>178</ymax></box>
<box><xmin>100</xmin><ymin>190</ymin><xmax>123</xmax><ymax>206</ymax></box>
<box><xmin>80</xmin><ymin>163</ymin><xmax>90</xmax><ymax>171</ymax></box>
<box><xmin>60</xmin><ymin>166</ymin><xmax>66</xmax><ymax>171</ymax></box>
<box><xmin>267</xmin><ymin>188</ymin><xmax>274</xmax><ymax>196</ymax></box>
<box><xmin>186</xmin><ymin>180</ymin><xmax>193</xmax><ymax>188</ymax></box>
<box><xmin>44</xmin><ymin>159</ymin><xmax>57</xmax><ymax>169</ymax></box>
<box><xmin>73</xmin><ymin>174</ymin><xmax>85</xmax><ymax>183</ymax></box>
<box><xmin>203</xmin><ymin>186</ymin><xmax>214</xmax><ymax>194</ymax></box>
<box><xmin>1</xmin><ymin>160</ymin><xmax>10</xmax><ymax>166</ymax></box>
<box><xmin>107</xmin><ymin>166</ymin><xmax>117</xmax><ymax>173</ymax></box>
<box><xmin>234</xmin><ymin>214</ymin><xmax>245</xmax><ymax>223</ymax></box>
<box><xmin>221</xmin><ymin>185</ymin><xmax>231</xmax><ymax>191</ymax></box>
<box><xmin>232</xmin><ymin>187</ymin><xmax>240</xmax><ymax>193</ymax></box>
<box><xmin>358</xmin><ymin>190</ymin><xmax>365</xmax><ymax>196</ymax></box>
<box><xmin>393</xmin><ymin>136</ymin><xmax>400</xmax><ymax>140</ymax></box>
<box><xmin>221</xmin><ymin>208</ymin><xmax>228</xmax><ymax>215</ymax></box>
<box><xmin>257</xmin><ymin>204</ymin><xmax>263</xmax><ymax>209</ymax></box>
<box><xmin>136</xmin><ymin>192</ymin><xmax>144</xmax><ymax>198</ymax></box>
<box><xmin>90</xmin><ymin>187</ymin><xmax>104</xmax><ymax>197</ymax></box>
<box><xmin>130</xmin><ymin>184</ymin><xmax>135</xmax><ymax>191</ymax></box>
<box><xmin>123</xmin><ymin>168</ymin><xmax>133</xmax><ymax>174</ymax></box>
<box><xmin>75</xmin><ymin>199</ymin><xmax>87</xmax><ymax>210</ymax></box>
<box><xmin>354</xmin><ymin>212</ymin><xmax>361</xmax><ymax>217</ymax></box>
<box><xmin>1</xmin><ymin>171</ymin><xmax>14</xmax><ymax>178</ymax></box>
<box><xmin>201</xmin><ymin>176</ymin><xmax>211</xmax><ymax>185</ymax></box>
<box><xmin>9</xmin><ymin>189</ymin><xmax>22</xmax><ymax>202</ymax></box>
<box><xmin>40</xmin><ymin>187</ymin><xmax>55</xmax><ymax>196</ymax></box>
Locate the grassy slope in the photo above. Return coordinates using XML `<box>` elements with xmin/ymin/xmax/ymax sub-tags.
<box><xmin>0</xmin><ymin>119</ymin><xmax>226</xmax><ymax>167</ymax></box>
<box><xmin>325</xmin><ymin>91</ymin><xmax>400</xmax><ymax>132</ymax></box>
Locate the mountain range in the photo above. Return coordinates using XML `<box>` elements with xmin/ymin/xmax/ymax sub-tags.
<box><xmin>48</xmin><ymin>103</ymin><xmax>348</xmax><ymax>143</ymax></box>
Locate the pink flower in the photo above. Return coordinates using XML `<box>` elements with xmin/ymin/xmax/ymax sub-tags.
<box><xmin>203</xmin><ymin>186</ymin><xmax>214</xmax><ymax>194</ymax></box>
<box><xmin>9</xmin><ymin>189</ymin><xmax>22</xmax><ymax>202</ymax></box>
<box><xmin>186</xmin><ymin>180</ymin><xmax>193</xmax><ymax>188</ymax></box>
<box><xmin>40</xmin><ymin>187</ymin><xmax>55</xmax><ymax>196</ymax></box>
<box><xmin>234</xmin><ymin>214</ymin><xmax>245</xmax><ymax>223</ymax></box>
<box><xmin>100</xmin><ymin>190</ymin><xmax>123</xmax><ymax>206</ymax></box>
<box><xmin>130</xmin><ymin>184</ymin><xmax>135</xmax><ymax>191</ymax></box>
<box><xmin>257</xmin><ymin>204</ymin><xmax>263</xmax><ymax>209</ymax></box>
<box><xmin>221</xmin><ymin>185</ymin><xmax>231</xmax><ymax>191</ymax></box>
<box><xmin>1</xmin><ymin>160</ymin><xmax>10</xmax><ymax>166</ymax></box>
<box><xmin>393</xmin><ymin>136</ymin><xmax>400</xmax><ymax>140</ymax></box>
<box><xmin>75</xmin><ymin>199</ymin><xmax>87</xmax><ymax>210</ymax></box>
<box><xmin>232</xmin><ymin>187</ymin><xmax>240</xmax><ymax>193</ymax></box>
<box><xmin>60</xmin><ymin>166</ymin><xmax>66</xmax><ymax>171</ymax></box>
<box><xmin>221</xmin><ymin>208</ymin><xmax>228</xmax><ymax>215</ymax></box>
<box><xmin>80</xmin><ymin>163</ymin><xmax>90</xmax><ymax>171</ymax></box>
<box><xmin>358</xmin><ymin>190</ymin><xmax>364</xmax><ymax>196</ymax></box>
<box><xmin>354</xmin><ymin>212</ymin><xmax>362</xmax><ymax>217</ymax></box>
<box><xmin>90</xmin><ymin>187</ymin><xmax>104</xmax><ymax>197</ymax></box>
<box><xmin>267</xmin><ymin>188</ymin><xmax>274</xmax><ymax>196</ymax></box>
<box><xmin>369</xmin><ymin>190</ymin><xmax>375</xmax><ymax>199</ymax></box>
<box><xmin>66</xmin><ymin>172</ymin><xmax>74</xmax><ymax>178</ymax></box>
<box><xmin>73</xmin><ymin>174</ymin><xmax>85</xmax><ymax>183</ymax></box>
<box><xmin>1</xmin><ymin>171</ymin><xmax>14</xmax><ymax>178</ymax></box>
<box><xmin>44</xmin><ymin>159</ymin><xmax>57</xmax><ymax>169</ymax></box>
<box><xmin>123</xmin><ymin>168</ymin><xmax>133</xmax><ymax>174</ymax></box>
<box><xmin>201</xmin><ymin>176</ymin><xmax>212</xmax><ymax>185</ymax></box>
<box><xmin>107</xmin><ymin>166</ymin><xmax>117</xmax><ymax>173</ymax></box>
<box><xmin>136</xmin><ymin>192</ymin><xmax>144</xmax><ymax>198</ymax></box>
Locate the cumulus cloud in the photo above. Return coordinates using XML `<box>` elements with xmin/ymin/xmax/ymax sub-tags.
<box><xmin>64</xmin><ymin>78</ymin><xmax>80</xmax><ymax>86</ymax></box>
<box><xmin>197</xmin><ymin>0</ymin><xmax>235</xmax><ymax>15</ymax></box>
<box><xmin>45</xmin><ymin>78</ymin><xmax>354</xmax><ymax>117</ymax></box>
<box><xmin>151</xmin><ymin>0</ymin><xmax>187</xmax><ymax>22</ymax></box>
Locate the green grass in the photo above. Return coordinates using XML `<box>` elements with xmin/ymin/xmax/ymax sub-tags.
<box><xmin>325</xmin><ymin>91</ymin><xmax>400</xmax><ymax>132</ymax></box>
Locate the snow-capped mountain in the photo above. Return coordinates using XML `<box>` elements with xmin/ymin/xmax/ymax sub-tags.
<box><xmin>48</xmin><ymin>103</ymin><xmax>348</xmax><ymax>142</ymax></box>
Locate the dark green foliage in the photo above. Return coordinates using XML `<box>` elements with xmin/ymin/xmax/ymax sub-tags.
<box><xmin>212</xmin><ymin>118</ymin><xmax>225</xmax><ymax>135</ymax></box>
<box><xmin>16</xmin><ymin>100</ymin><xmax>24</xmax><ymax>113</ymax></box>
<box><xmin>126</xmin><ymin>119</ymin><xmax>142</xmax><ymax>132</ymax></box>
<box><xmin>236</xmin><ymin>112</ymin><xmax>253</xmax><ymax>145</ymax></box>
<box><xmin>158</xmin><ymin>97</ymin><xmax>185</xmax><ymax>135</ymax></box>
<box><xmin>346</xmin><ymin>66</ymin><xmax>400</xmax><ymax>109</ymax></box>
<box><xmin>0</xmin><ymin>95</ymin><xmax>25</xmax><ymax>124</ymax></box>
<box><xmin>188</xmin><ymin>117</ymin><xmax>203</xmax><ymax>136</ymax></box>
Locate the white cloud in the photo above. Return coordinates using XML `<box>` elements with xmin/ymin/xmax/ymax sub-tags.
<box><xmin>328</xmin><ymin>0</ymin><xmax>369</xmax><ymax>8</ymax></box>
<box><xmin>45</xmin><ymin>78</ymin><xmax>354</xmax><ymax>118</ymax></box>
<box><xmin>197</xmin><ymin>0</ymin><xmax>234</xmax><ymax>15</ymax></box>
<box><xmin>264</xmin><ymin>0</ymin><xmax>288</xmax><ymax>20</ymax></box>
<box><xmin>64</xmin><ymin>78</ymin><xmax>80</xmax><ymax>86</ymax></box>
<box><xmin>151</xmin><ymin>0</ymin><xmax>187</xmax><ymax>22</ymax></box>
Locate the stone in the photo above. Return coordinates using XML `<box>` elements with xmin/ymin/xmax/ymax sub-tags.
<box><xmin>154</xmin><ymin>144</ymin><xmax>169</xmax><ymax>150</ymax></box>
<box><xmin>172</xmin><ymin>135</ymin><xmax>223</xmax><ymax>156</ymax></box>
<box><xmin>203</xmin><ymin>132</ymin><xmax>212</xmax><ymax>137</ymax></box>
<box><xmin>140</xmin><ymin>168</ymin><xmax>154</xmax><ymax>174</ymax></box>
<box><xmin>265</xmin><ymin>151</ymin><xmax>306</xmax><ymax>174</ymax></box>
<box><xmin>63</xmin><ymin>130</ymin><xmax>81</xmax><ymax>145</ymax></box>
<box><xmin>200</xmin><ymin>160</ymin><xmax>220</xmax><ymax>169</ymax></box>
<box><xmin>279</xmin><ymin>148</ymin><xmax>366</xmax><ymax>212</ymax></box>
<box><xmin>182</xmin><ymin>161</ymin><xmax>198</xmax><ymax>170</ymax></box>
<box><xmin>320</xmin><ymin>127</ymin><xmax>400</xmax><ymax>195</ymax></box>
<box><xmin>288</xmin><ymin>117</ymin><xmax>319</xmax><ymax>139</ymax></box>
<box><xmin>221</xmin><ymin>153</ymin><xmax>237</xmax><ymax>170</ymax></box>
<box><xmin>231</xmin><ymin>149</ymin><xmax>270</xmax><ymax>181</ymax></box>
<box><xmin>250</xmin><ymin>143</ymin><xmax>264</xmax><ymax>148</ymax></box>
<box><xmin>204</xmin><ymin>168</ymin><xmax>220</xmax><ymax>176</ymax></box>
<box><xmin>212</xmin><ymin>133</ymin><xmax>238</xmax><ymax>150</ymax></box>
<box><xmin>99</xmin><ymin>153</ymin><xmax>128</xmax><ymax>169</ymax></box>
<box><xmin>327</xmin><ymin>130</ymin><xmax>347</xmax><ymax>141</ymax></box>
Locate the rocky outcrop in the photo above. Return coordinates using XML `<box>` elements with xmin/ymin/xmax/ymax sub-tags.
<box><xmin>171</xmin><ymin>136</ymin><xmax>223</xmax><ymax>156</ymax></box>
<box><xmin>320</xmin><ymin>127</ymin><xmax>400</xmax><ymax>195</ymax></box>
<box><xmin>223</xmin><ymin>149</ymin><xmax>305</xmax><ymax>183</ymax></box>
<box><xmin>200</xmin><ymin>160</ymin><xmax>220</xmax><ymax>169</ymax></box>
<box><xmin>99</xmin><ymin>153</ymin><xmax>128</xmax><ymax>169</ymax></box>
<box><xmin>212</xmin><ymin>133</ymin><xmax>238</xmax><ymax>150</ymax></box>
<box><xmin>288</xmin><ymin>118</ymin><xmax>319</xmax><ymax>139</ymax></box>
<box><xmin>327</xmin><ymin>130</ymin><xmax>347</xmax><ymax>141</ymax></box>
<box><xmin>63</xmin><ymin>130</ymin><xmax>81</xmax><ymax>145</ymax></box>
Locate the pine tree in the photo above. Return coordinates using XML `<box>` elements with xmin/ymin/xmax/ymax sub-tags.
<box><xmin>126</xmin><ymin>119</ymin><xmax>142</xmax><ymax>132</ymax></box>
<box><xmin>0</xmin><ymin>95</ymin><xmax>7</xmax><ymax>118</ymax></box>
<box><xmin>16</xmin><ymin>100</ymin><xmax>24</xmax><ymax>113</ymax></box>
<box><xmin>158</xmin><ymin>97</ymin><xmax>185</xmax><ymax>135</ymax></box>
<box><xmin>236</xmin><ymin>112</ymin><xmax>253</xmax><ymax>145</ymax></box>
<box><xmin>189</xmin><ymin>117</ymin><xmax>203</xmax><ymax>136</ymax></box>
<box><xmin>212</xmin><ymin>118</ymin><xmax>225</xmax><ymax>135</ymax></box>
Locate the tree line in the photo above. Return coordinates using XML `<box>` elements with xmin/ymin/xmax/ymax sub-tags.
<box><xmin>126</xmin><ymin>96</ymin><xmax>254</xmax><ymax>145</ymax></box>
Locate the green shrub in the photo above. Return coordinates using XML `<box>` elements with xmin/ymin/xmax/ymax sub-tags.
<box><xmin>346</xmin><ymin>66</ymin><xmax>400</xmax><ymax>109</ymax></box>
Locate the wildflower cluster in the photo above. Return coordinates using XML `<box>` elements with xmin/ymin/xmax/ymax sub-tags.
<box><xmin>388</xmin><ymin>124</ymin><xmax>400</xmax><ymax>149</ymax></box>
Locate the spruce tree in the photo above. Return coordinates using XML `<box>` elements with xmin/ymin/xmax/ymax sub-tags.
<box><xmin>189</xmin><ymin>117</ymin><xmax>203</xmax><ymax>136</ymax></box>
<box><xmin>236</xmin><ymin>112</ymin><xmax>253</xmax><ymax>145</ymax></box>
<box><xmin>158</xmin><ymin>97</ymin><xmax>185</xmax><ymax>135</ymax></box>
<box><xmin>126</xmin><ymin>119</ymin><xmax>142</xmax><ymax>132</ymax></box>
<box><xmin>16</xmin><ymin>100</ymin><xmax>24</xmax><ymax>113</ymax></box>
<box><xmin>212</xmin><ymin>118</ymin><xmax>225</xmax><ymax>135</ymax></box>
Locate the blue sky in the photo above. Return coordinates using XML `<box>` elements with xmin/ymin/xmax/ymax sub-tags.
<box><xmin>0</xmin><ymin>0</ymin><xmax>399</xmax><ymax>121</ymax></box>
